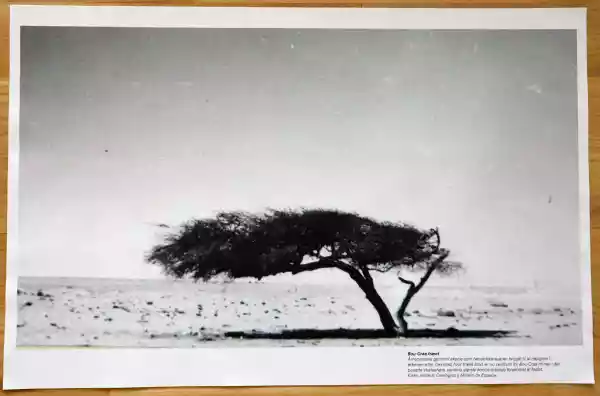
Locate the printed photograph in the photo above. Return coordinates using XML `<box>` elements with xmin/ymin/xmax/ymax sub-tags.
<box><xmin>16</xmin><ymin>26</ymin><xmax>582</xmax><ymax>348</ymax></box>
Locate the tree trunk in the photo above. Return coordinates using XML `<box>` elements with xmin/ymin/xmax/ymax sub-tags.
<box><xmin>362</xmin><ymin>283</ymin><xmax>399</xmax><ymax>335</ymax></box>
<box><xmin>345</xmin><ymin>268</ymin><xmax>398</xmax><ymax>335</ymax></box>
<box><xmin>395</xmin><ymin>254</ymin><xmax>448</xmax><ymax>335</ymax></box>
<box><xmin>396</xmin><ymin>285</ymin><xmax>417</xmax><ymax>335</ymax></box>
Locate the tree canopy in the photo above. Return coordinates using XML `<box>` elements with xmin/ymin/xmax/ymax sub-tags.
<box><xmin>149</xmin><ymin>209</ymin><xmax>446</xmax><ymax>279</ymax></box>
<box><xmin>147</xmin><ymin>208</ymin><xmax>461</xmax><ymax>334</ymax></box>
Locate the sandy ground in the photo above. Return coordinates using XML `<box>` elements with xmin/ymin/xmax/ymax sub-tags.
<box><xmin>16</xmin><ymin>277</ymin><xmax>582</xmax><ymax>347</ymax></box>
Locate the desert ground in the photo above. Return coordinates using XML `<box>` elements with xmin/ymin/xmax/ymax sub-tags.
<box><xmin>16</xmin><ymin>276</ymin><xmax>582</xmax><ymax>348</ymax></box>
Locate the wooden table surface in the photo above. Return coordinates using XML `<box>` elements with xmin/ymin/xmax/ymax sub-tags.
<box><xmin>0</xmin><ymin>0</ymin><xmax>598</xmax><ymax>395</ymax></box>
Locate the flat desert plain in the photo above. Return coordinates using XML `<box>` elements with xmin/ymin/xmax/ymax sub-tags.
<box><xmin>16</xmin><ymin>276</ymin><xmax>582</xmax><ymax>348</ymax></box>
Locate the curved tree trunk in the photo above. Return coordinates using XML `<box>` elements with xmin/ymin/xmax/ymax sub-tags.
<box><xmin>361</xmin><ymin>281</ymin><xmax>399</xmax><ymax>335</ymax></box>
<box><xmin>396</xmin><ymin>252</ymin><xmax>450</xmax><ymax>335</ymax></box>
<box><xmin>343</xmin><ymin>266</ymin><xmax>398</xmax><ymax>335</ymax></box>
<box><xmin>293</xmin><ymin>259</ymin><xmax>401</xmax><ymax>335</ymax></box>
<box><xmin>294</xmin><ymin>255</ymin><xmax>448</xmax><ymax>336</ymax></box>
<box><xmin>396</xmin><ymin>284</ymin><xmax>417</xmax><ymax>335</ymax></box>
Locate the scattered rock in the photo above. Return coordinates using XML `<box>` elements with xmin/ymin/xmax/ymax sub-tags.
<box><xmin>490</xmin><ymin>302</ymin><xmax>508</xmax><ymax>308</ymax></box>
<box><xmin>36</xmin><ymin>290</ymin><xmax>52</xmax><ymax>299</ymax></box>
<box><xmin>437</xmin><ymin>309</ymin><xmax>456</xmax><ymax>317</ymax></box>
<box><xmin>549</xmin><ymin>324</ymin><xmax>563</xmax><ymax>330</ymax></box>
<box><xmin>23</xmin><ymin>301</ymin><xmax>33</xmax><ymax>307</ymax></box>
<box><xmin>146</xmin><ymin>301</ymin><xmax>154</xmax><ymax>306</ymax></box>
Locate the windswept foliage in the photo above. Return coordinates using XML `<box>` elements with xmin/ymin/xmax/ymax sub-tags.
<box><xmin>147</xmin><ymin>208</ymin><xmax>462</xmax><ymax>334</ymax></box>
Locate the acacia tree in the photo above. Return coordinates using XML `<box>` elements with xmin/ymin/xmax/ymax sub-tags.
<box><xmin>147</xmin><ymin>209</ymin><xmax>461</xmax><ymax>335</ymax></box>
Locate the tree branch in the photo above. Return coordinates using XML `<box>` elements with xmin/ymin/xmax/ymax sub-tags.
<box><xmin>290</xmin><ymin>257</ymin><xmax>358</xmax><ymax>276</ymax></box>
<box><xmin>290</xmin><ymin>260</ymin><xmax>335</xmax><ymax>274</ymax></box>
<box><xmin>433</xmin><ymin>227</ymin><xmax>441</xmax><ymax>252</ymax></box>
<box><xmin>359</xmin><ymin>265</ymin><xmax>374</xmax><ymax>284</ymax></box>
<box><xmin>397</xmin><ymin>275</ymin><xmax>416</xmax><ymax>289</ymax></box>
<box><xmin>367</xmin><ymin>263</ymin><xmax>395</xmax><ymax>273</ymax></box>
<box><xmin>414</xmin><ymin>250</ymin><xmax>449</xmax><ymax>293</ymax></box>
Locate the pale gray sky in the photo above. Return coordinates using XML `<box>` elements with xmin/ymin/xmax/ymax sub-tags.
<box><xmin>18</xmin><ymin>27</ymin><xmax>580</xmax><ymax>289</ymax></box>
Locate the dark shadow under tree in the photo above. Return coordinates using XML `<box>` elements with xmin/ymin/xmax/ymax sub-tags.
<box><xmin>147</xmin><ymin>209</ymin><xmax>462</xmax><ymax>335</ymax></box>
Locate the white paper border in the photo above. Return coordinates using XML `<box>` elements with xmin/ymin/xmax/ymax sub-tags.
<box><xmin>4</xmin><ymin>6</ymin><xmax>592</xmax><ymax>390</ymax></box>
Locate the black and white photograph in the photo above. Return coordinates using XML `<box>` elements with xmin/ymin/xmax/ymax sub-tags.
<box><xmin>4</xmin><ymin>5</ymin><xmax>593</xmax><ymax>390</ymax></box>
<box><xmin>14</xmin><ymin>24</ymin><xmax>585</xmax><ymax>349</ymax></box>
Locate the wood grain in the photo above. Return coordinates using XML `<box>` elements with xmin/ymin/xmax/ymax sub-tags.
<box><xmin>0</xmin><ymin>0</ymin><xmax>598</xmax><ymax>394</ymax></box>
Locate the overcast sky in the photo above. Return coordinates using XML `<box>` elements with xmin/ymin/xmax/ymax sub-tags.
<box><xmin>18</xmin><ymin>27</ymin><xmax>580</xmax><ymax>289</ymax></box>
